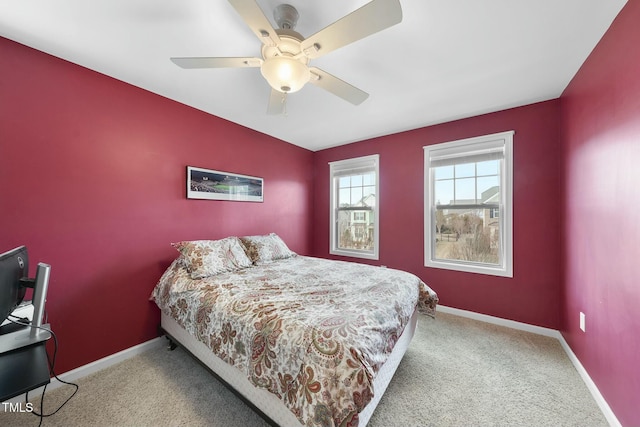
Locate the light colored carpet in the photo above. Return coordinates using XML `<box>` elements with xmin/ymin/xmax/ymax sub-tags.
<box><xmin>0</xmin><ymin>312</ymin><xmax>608</xmax><ymax>427</ymax></box>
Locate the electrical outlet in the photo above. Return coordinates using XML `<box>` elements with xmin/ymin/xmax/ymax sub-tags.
<box><xmin>580</xmin><ymin>312</ymin><xmax>586</xmax><ymax>332</ymax></box>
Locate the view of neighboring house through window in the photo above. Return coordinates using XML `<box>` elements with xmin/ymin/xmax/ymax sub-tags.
<box><xmin>329</xmin><ymin>154</ymin><xmax>379</xmax><ymax>260</ymax></box>
<box><xmin>424</xmin><ymin>131</ymin><xmax>513</xmax><ymax>277</ymax></box>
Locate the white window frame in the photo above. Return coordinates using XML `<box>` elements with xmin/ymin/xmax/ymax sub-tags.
<box><xmin>329</xmin><ymin>154</ymin><xmax>380</xmax><ymax>260</ymax></box>
<box><xmin>424</xmin><ymin>131</ymin><xmax>513</xmax><ymax>277</ymax></box>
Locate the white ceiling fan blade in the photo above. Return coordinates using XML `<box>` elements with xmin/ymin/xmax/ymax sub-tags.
<box><xmin>301</xmin><ymin>0</ymin><xmax>402</xmax><ymax>59</ymax></box>
<box><xmin>309</xmin><ymin>67</ymin><xmax>369</xmax><ymax>105</ymax></box>
<box><xmin>170</xmin><ymin>57</ymin><xmax>262</xmax><ymax>69</ymax></box>
<box><xmin>267</xmin><ymin>89</ymin><xmax>286</xmax><ymax>115</ymax></box>
<box><xmin>228</xmin><ymin>0</ymin><xmax>281</xmax><ymax>47</ymax></box>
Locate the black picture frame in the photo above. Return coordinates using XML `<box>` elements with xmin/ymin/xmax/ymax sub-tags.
<box><xmin>187</xmin><ymin>166</ymin><xmax>263</xmax><ymax>202</ymax></box>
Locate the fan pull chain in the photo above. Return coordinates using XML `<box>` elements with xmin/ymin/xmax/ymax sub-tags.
<box><xmin>282</xmin><ymin>92</ymin><xmax>288</xmax><ymax>117</ymax></box>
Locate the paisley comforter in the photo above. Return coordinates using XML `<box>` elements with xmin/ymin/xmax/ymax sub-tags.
<box><xmin>151</xmin><ymin>256</ymin><xmax>438</xmax><ymax>427</ymax></box>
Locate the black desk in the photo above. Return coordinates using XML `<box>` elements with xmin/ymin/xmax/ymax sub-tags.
<box><xmin>0</xmin><ymin>341</ymin><xmax>51</xmax><ymax>402</ymax></box>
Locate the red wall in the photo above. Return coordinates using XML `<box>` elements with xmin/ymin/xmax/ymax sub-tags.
<box><xmin>0</xmin><ymin>37</ymin><xmax>314</xmax><ymax>373</ymax></box>
<box><xmin>560</xmin><ymin>1</ymin><xmax>640</xmax><ymax>425</ymax></box>
<box><xmin>313</xmin><ymin>100</ymin><xmax>563</xmax><ymax>329</ymax></box>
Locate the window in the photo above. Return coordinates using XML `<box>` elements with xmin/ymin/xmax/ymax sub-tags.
<box><xmin>424</xmin><ymin>131</ymin><xmax>513</xmax><ymax>277</ymax></box>
<box><xmin>330</xmin><ymin>155</ymin><xmax>379</xmax><ymax>259</ymax></box>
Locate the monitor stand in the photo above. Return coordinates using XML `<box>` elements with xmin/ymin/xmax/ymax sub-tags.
<box><xmin>0</xmin><ymin>263</ymin><xmax>51</xmax><ymax>355</ymax></box>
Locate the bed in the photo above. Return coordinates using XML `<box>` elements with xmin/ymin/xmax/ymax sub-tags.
<box><xmin>150</xmin><ymin>234</ymin><xmax>438</xmax><ymax>427</ymax></box>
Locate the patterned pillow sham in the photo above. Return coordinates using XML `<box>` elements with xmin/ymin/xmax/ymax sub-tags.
<box><xmin>149</xmin><ymin>257</ymin><xmax>195</xmax><ymax>302</ymax></box>
<box><xmin>172</xmin><ymin>237</ymin><xmax>253</xmax><ymax>279</ymax></box>
<box><xmin>239</xmin><ymin>233</ymin><xmax>296</xmax><ymax>265</ymax></box>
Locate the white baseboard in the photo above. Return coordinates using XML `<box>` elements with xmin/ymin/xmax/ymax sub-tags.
<box><xmin>5</xmin><ymin>336</ymin><xmax>164</xmax><ymax>404</ymax></box>
<box><xmin>556</xmin><ymin>335</ymin><xmax>622</xmax><ymax>427</ymax></box>
<box><xmin>437</xmin><ymin>305</ymin><xmax>561</xmax><ymax>338</ymax></box>
<box><xmin>437</xmin><ymin>304</ymin><xmax>621</xmax><ymax>427</ymax></box>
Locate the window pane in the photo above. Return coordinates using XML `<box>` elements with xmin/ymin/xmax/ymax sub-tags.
<box><xmin>435</xmin><ymin>180</ymin><xmax>454</xmax><ymax>205</ymax></box>
<box><xmin>363</xmin><ymin>173</ymin><xmax>375</xmax><ymax>186</ymax></box>
<box><xmin>455</xmin><ymin>163</ymin><xmax>475</xmax><ymax>178</ymax></box>
<box><xmin>363</xmin><ymin>185</ymin><xmax>376</xmax><ymax>200</ymax></box>
<box><xmin>454</xmin><ymin>177</ymin><xmax>475</xmax><ymax>202</ymax></box>
<box><xmin>339</xmin><ymin>188</ymin><xmax>350</xmax><ymax>206</ymax></box>
<box><xmin>362</xmin><ymin>185</ymin><xmax>376</xmax><ymax>198</ymax></box>
<box><xmin>339</xmin><ymin>176</ymin><xmax>351</xmax><ymax>188</ymax></box>
<box><xmin>434</xmin><ymin>207</ymin><xmax>500</xmax><ymax>265</ymax></box>
<box><xmin>351</xmin><ymin>187</ymin><xmax>363</xmax><ymax>205</ymax></box>
<box><xmin>435</xmin><ymin>165</ymin><xmax>454</xmax><ymax>180</ymax></box>
<box><xmin>477</xmin><ymin>160</ymin><xmax>499</xmax><ymax>176</ymax></box>
<box><xmin>477</xmin><ymin>176</ymin><xmax>500</xmax><ymax>201</ymax></box>
<box><xmin>351</xmin><ymin>175</ymin><xmax>363</xmax><ymax>186</ymax></box>
<box><xmin>337</xmin><ymin>209</ymin><xmax>374</xmax><ymax>252</ymax></box>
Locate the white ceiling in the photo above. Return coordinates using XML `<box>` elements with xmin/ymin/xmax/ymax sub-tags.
<box><xmin>0</xmin><ymin>0</ymin><xmax>627</xmax><ymax>151</ymax></box>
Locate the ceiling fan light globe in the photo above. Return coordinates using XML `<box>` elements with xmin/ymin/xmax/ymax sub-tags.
<box><xmin>261</xmin><ymin>56</ymin><xmax>309</xmax><ymax>93</ymax></box>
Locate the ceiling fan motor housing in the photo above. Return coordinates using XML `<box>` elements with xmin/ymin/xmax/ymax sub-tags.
<box><xmin>274</xmin><ymin>4</ymin><xmax>299</xmax><ymax>30</ymax></box>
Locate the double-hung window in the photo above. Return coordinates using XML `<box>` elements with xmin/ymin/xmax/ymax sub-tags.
<box><xmin>329</xmin><ymin>154</ymin><xmax>379</xmax><ymax>260</ymax></box>
<box><xmin>424</xmin><ymin>131</ymin><xmax>513</xmax><ymax>277</ymax></box>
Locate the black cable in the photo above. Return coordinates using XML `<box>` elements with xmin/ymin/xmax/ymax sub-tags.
<box><xmin>7</xmin><ymin>315</ymin><xmax>79</xmax><ymax>426</ymax></box>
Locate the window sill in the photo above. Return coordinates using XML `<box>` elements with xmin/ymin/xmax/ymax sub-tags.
<box><xmin>425</xmin><ymin>259</ymin><xmax>512</xmax><ymax>278</ymax></box>
<box><xmin>330</xmin><ymin>249</ymin><xmax>379</xmax><ymax>260</ymax></box>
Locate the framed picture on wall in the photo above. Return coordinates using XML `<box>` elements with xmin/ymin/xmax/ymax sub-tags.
<box><xmin>187</xmin><ymin>166</ymin><xmax>264</xmax><ymax>202</ymax></box>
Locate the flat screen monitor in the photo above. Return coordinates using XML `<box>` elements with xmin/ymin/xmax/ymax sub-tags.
<box><xmin>0</xmin><ymin>245</ymin><xmax>28</xmax><ymax>326</ymax></box>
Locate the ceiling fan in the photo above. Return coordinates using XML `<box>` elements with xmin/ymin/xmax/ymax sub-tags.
<box><xmin>170</xmin><ymin>0</ymin><xmax>402</xmax><ymax>114</ymax></box>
